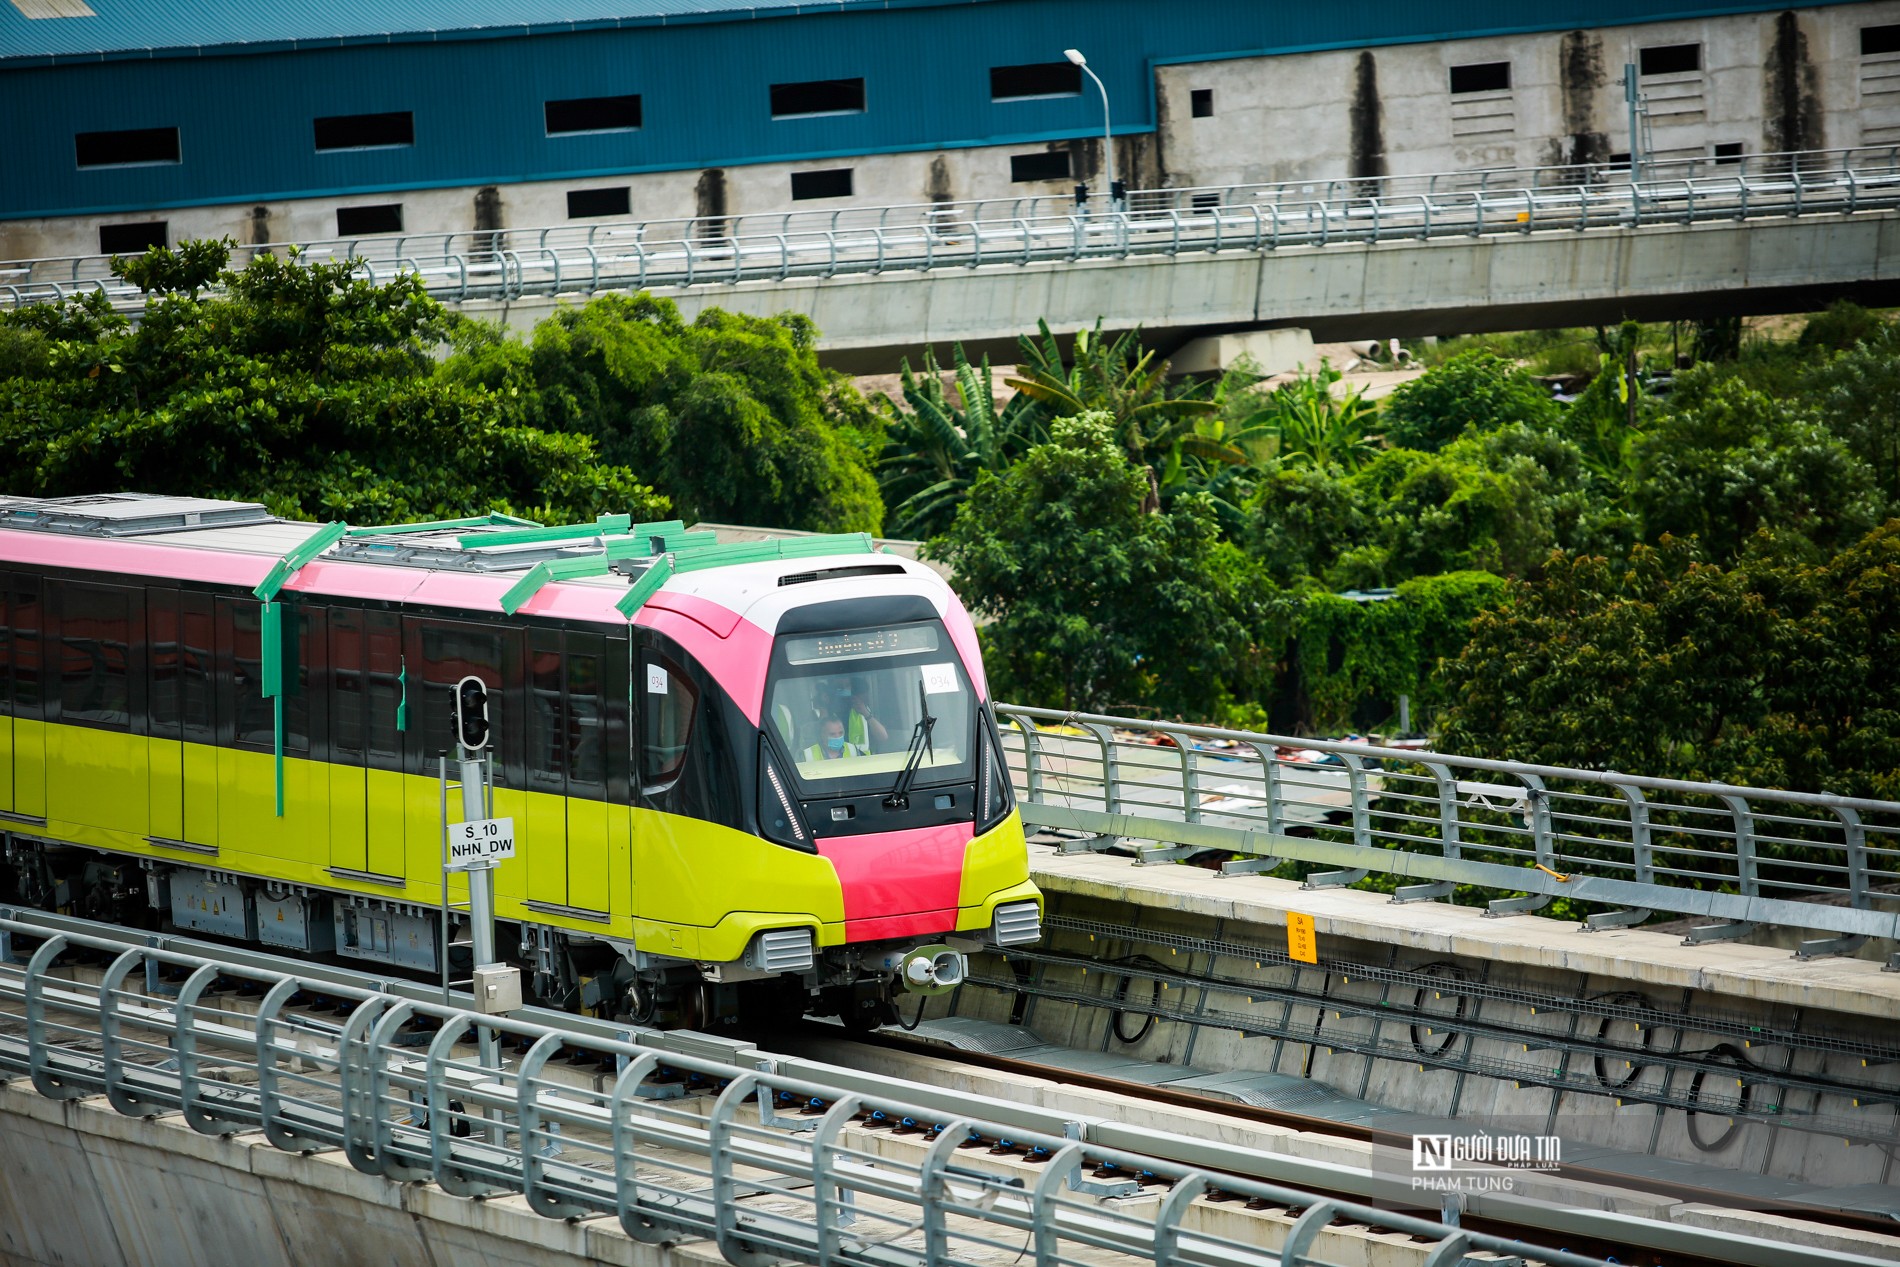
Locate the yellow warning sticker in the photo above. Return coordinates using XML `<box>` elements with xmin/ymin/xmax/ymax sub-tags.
<box><xmin>1287</xmin><ymin>911</ymin><xmax>1317</xmax><ymax>964</ymax></box>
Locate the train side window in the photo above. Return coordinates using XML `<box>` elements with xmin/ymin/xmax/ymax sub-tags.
<box><xmin>222</xmin><ymin>598</ymin><xmax>309</xmax><ymax>752</ymax></box>
<box><xmin>527</xmin><ymin>632</ymin><xmax>612</xmax><ymax>795</ymax></box>
<box><xmin>418</xmin><ymin>622</ymin><xmax>504</xmax><ymax>768</ymax></box>
<box><xmin>641</xmin><ymin>654</ymin><xmax>698</xmax><ymax>791</ymax></box>
<box><xmin>365</xmin><ymin>614</ymin><xmax>403</xmax><ymax>768</ymax></box>
<box><xmin>58</xmin><ymin>581</ymin><xmax>132</xmax><ymax>730</ymax></box>
<box><xmin>179</xmin><ymin>593</ymin><xmax>214</xmax><ymax>741</ymax></box>
<box><xmin>567</xmin><ymin>649</ymin><xmax>605</xmax><ymax>792</ymax></box>
<box><xmin>331</xmin><ymin>609</ymin><xmax>366</xmax><ymax>758</ymax></box>
<box><xmin>0</xmin><ymin>575</ymin><xmax>11</xmax><ymax>715</ymax></box>
<box><xmin>11</xmin><ymin>577</ymin><xmax>41</xmax><ymax>718</ymax></box>
<box><xmin>149</xmin><ymin>589</ymin><xmax>182</xmax><ymax>739</ymax></box>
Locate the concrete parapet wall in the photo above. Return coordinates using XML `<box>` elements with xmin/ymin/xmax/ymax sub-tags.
<box><xmin>464</xmin><ymin>212</ymin><xmax>1900</xmax><ymax>370</ymax></box>
<box><xmin>973</xmin><ymin>848</ymin><xmax>1900</xmax><ymax>1196</ymax></box>
<box><xmin>0</xmin><ymin>1084</ymin><xmax>685</xmax><ymax>1267</ymax></box>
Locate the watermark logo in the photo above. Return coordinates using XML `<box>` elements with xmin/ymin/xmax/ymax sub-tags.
<box><xmin>1408</xmin><ymin>1133</ymin><xmax>1561</xmax><ymax>1193</ymax></box>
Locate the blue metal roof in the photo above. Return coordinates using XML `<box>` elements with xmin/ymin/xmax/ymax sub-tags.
<box><xmin>0</xmin><ymin>0</ymin><xmax>972</xmax><ymax>64</ymax></box>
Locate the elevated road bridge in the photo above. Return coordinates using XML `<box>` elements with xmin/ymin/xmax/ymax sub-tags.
<box><xmin>4</xmin><ymin>149</ymin><xmax>1899</xmax><ymax>371</ymax></box>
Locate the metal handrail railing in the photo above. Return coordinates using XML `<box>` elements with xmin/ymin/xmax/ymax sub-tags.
<box><xmin>0</xmin><ymin>908</ymin><xmax>1653</xmax><ymax>1267</ymax></box>
<box><xmin>6</xmin><ymin>145</ymin><xmax>1898</xmax><ymax>313</ymax></box>
<box><xmin>995</xmin><ymin>705</ymin><xmax>1900</xmax><ymax>956</ymax></box>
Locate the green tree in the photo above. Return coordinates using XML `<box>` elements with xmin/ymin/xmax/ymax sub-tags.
<box><xmin>1289</xmin><ymin>571</ymin><xmax>1508</xmax><ymax>734</ymax></box>
<box><xmin>1243</xmin><ymin>363</ymin><xmax>1381</xmax><ymax>472</ymax></box>
<box><xmin>1381</xmin><ymin>350</ymin><xmax>1558</xmax><ymax>451</ymax></box>
<box><xmin>0</xmin><ymin>244</ymin><xmax>656</xmax><ymax>525</ymax></box>
<box><xmin>1809</xmin><ymin>322</ymin><xmax>1900</xmax><ymax>507</ymax></box>
<box><xmin>1632</xmin><ymin>372</ymin><xmax>1882</xmax><ymax>560</ymax></box>
<box><xmin>876</xmin><ymin>344</ymin><xmax>1043</xmax><ymax>538</ymax></box>
<box><xmin>930</xmin><ymin>412</ymin><xmax>1275</xmax><ymax>716</ymax></box>
<box><xmin>445</xmin><ymin>292</ymin><xmax>883</xmax><ymax>533</ymax></box>
<box><xmin>1440</xmin><ymin>525</ymin><xmax>1900</xmax><ymax>801</ymax></box>
<box><xmin>1006</xmin><ymin>320</ymin><xmax>1219</xmax><ymax>468</ymax></box>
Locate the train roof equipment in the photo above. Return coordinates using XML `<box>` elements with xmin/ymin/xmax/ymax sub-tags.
<box><xmin>0</xmin><ymin>491</ymin><xmax>895</xmax><ymax>814</ymax></box>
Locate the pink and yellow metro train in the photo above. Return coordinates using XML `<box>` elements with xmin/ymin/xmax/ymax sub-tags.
<box><xmin>0</xmin><ymin>493</ymin><xmax>1040</xmax><ymax>1025</ymax></box>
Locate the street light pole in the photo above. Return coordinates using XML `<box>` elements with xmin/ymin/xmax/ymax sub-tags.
<box><xmin>1064</xmin><ymin>48</ymin><xmax>1119</xmax><ymax>209</ymax></box>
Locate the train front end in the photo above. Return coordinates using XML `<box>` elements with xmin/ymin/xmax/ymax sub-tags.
<box><xmin>636</xmin><ymin>555</ymin><xmax>1040</xmax><ymax>1028</ymax></box>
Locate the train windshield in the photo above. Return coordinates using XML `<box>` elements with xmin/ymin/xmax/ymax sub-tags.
<box><xmin>766</xmin><ymin>621</ymin><xmax>976</xmax><ymax>792</ymax></box>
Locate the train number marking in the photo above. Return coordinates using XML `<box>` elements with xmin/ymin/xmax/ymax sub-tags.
<box><xmin>920</xmin><ymin>662</ymin><xmax>959</xmax><ymax>694</ymax></box>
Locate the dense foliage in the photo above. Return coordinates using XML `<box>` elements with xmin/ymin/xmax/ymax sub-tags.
<box><xmin>930</xmin><ymin>413</ymin><xmax>1272</xmax><ymax>717</ymax></box>
<box><xmin>0</xmin><ymin>245</ymin><xmax>661</xmax><ymax>524</ymax></box>
<box><xmin>444</xmin><ymin>292</ymin><xmax>883</xmax><ymax>533</ymax></box>
<box><xmin>0</xmin><ymin>244</ymin><xmax>887</xmax><ymax>533</ymax></box>
<box><xmin>6</xmin><ymin>238</ymin><xmax>1897</xmax><ymax>780</ymax></box>
<box><xmin>1440</xmin><ymin>524</ymin><xmax>1900</xmax><ymax>800</ymax></box>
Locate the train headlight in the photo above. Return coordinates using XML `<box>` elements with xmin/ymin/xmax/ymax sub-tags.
<box><xmin>758</xmin><ymin>737</ymin><xmax>814</xmax><ymax>852</ymax></box>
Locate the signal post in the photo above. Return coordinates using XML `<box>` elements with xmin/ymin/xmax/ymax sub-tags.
<box><xmin>447</xmin><ymin>676</ymin><xmax>519</xmax><ymax>1073</ymax></box>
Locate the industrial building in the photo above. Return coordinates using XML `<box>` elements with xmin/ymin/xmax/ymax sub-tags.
<box><xmin>3</xmin><ymin>0</ymin><xmax>1897</xmax><ymax>259</ymax></box>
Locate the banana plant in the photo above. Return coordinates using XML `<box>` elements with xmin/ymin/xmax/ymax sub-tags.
<box><xmin>878</xmin><ymin>343</ymin><xmax>1043</xmax><ymax>538</ymax></box>
<box><xmin>1242</xmin><ymin>362</ymin><xmax>1381</xmax><ymax>472</ymax></box>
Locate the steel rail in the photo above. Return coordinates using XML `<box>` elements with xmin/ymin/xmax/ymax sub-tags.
<box><xmin>0</xmin><ymin>908</ymin><xmax>1644</xmax><ymax>1267</ymax></box>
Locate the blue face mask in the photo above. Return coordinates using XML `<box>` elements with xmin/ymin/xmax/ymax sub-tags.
<box><xmin>825</xmin><ymin>735</ymin><xmax>846</xmax><ymax>753</ymax></box>
<box><xmin>833</xmin><ymin>684</ymin><xmax>853</xmax><ymax>699</ymax></box>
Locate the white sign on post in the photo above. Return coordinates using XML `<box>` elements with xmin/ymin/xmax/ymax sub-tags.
<box><xmin>447</xmin><ymin>816</ymin><xmax>516</xmax><ymax>871</ymax></box>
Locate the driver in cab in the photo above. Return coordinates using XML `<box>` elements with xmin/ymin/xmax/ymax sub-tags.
<box><xmin>804</xmin><ymin>717</ymin><xmax>867</xmax><ymax>763</ymax></box>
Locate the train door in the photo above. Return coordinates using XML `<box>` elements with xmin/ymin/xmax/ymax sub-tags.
<box><xmin>3</xmin><ymin>573</ymin><xmax>44</xmax><ymax>821</ymax></box>
<box><xmin>363</xmin><ymin>613</ymin><xmax>406</xmax><ymax>880</ymax></box>
<box><xmin>177</xmin><ymin>593</ymin><xmax>217</xmax><ymax>846</ymax></box>
<box><xmin>525</xmin><ymin>629</ymin><xmax>614</xmax><ymax>916</ymax></box>
<box><xmin>327</xmin><ymin>609</ymin><xmax>370</xmax><ymax>874</ymax></box>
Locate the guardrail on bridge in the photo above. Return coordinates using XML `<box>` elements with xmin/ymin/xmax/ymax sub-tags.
<box><xmin>0</xmin><ymin>909</ymin><xmax>1635</xmax><ymax>1267</ymax></box>
<box><xmin>4</xmin><ymin>145</ymin><xmax>1898</xmax><ymax>313</ymax></box>
<box><xmin>995</xmin><ymin>706</ymin><xmax>1900</xmax><ymax>960</ymax></box>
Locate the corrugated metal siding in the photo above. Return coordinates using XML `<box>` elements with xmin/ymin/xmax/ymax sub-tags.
<box><xmin>0</xmin><ymin>0</ymin><xmax>1841</xmax><ymax>221</ymax></box>
<box><xmin>0</xmin><ymin>0</ymin><xmax>967</xmax><ymax>63</ymax></box>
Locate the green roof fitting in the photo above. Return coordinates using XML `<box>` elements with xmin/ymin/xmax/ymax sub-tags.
<box><xmin>456</xmin><ymin>513</ymin><xmax>649</xmax><ymax>549</ymax></box>
<box><xmin>499</xmin><ymin>538</ymin><xmax>658</xmax><ymax>615</ymax></box>
<box><xmin>254</xmin><ymin>521</ymin><xmax>347</xmax><ymax>602</ymax></box>
<box><xmin>344</xmin><ymin>512</ymin><xmax>540</xmax><ymax>537</ymax></box>
<box><xmin>615</xmin><ymin>533</ymin><xmax>876</xmax><ymax>617</ymax></box>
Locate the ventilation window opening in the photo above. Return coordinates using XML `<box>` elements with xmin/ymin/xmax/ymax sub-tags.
<box><xmin>313</xmin><ymin>111</ymin><xmax>414</xmax><ymax>152</ymax></box>
<box><xmin>1864</xmin><ymin>25</ymin><xmax>1900</xmax><ymax>57</ymax></box>
<box><xmin>1010</xmin><ymin>150</ymin><xmax>1071</xmax><ymax>183</ymax></box>
<box><xmin>770</xmin><ymin>78</ymin><xmax>865</xmax><ymax>118</ymax></box>
<box><xmin>1639</xmin><ymin>44</ymin><xmax>1701</xmax><ymax>77</ymax></box>
<box><xmin>1449</xmin><ymin>61</ymin><xmax>1511</xmax><ymax>94</ymax></box>
<box><xmin>545</xmin><ymin>95</ymin><xmax>642</xmax><ymax>135</ymax></box>
<box><xmin>1608</xmin><ymin>151</ymin><xmax>1632</xmax><ymax>170</ymax></box>
<box><xmin>75</xmin><ymin>127</ymin><xmax>180</xmax><ymax>169</ymax></box>
<box><xmin>98</xmin><ymin>222</ymin><xmax>168</xmax><ymax>255</ymax></box>
<box><xmin>1190</xmin><ymin>88</ymin><xmax>1214</xmax><ymax>118</ymax></box>
<box><xmin>791</xmin><ymin>168</ymin><xmax>854</xmax><ymax>201</ymax></box>
<box><xmin>567</xmin><ymin>187</ymin><xmax>631</xmax><ymax>219</ymax></box>
<box><xmin>1713</xmin><ymin>142</ymin><xmax>1744</xmax><ymax>165</ymax></box>
<box><xmin>990</xmin><ymin>62</ymin><xmax>1082</xmax><ymax>101</ymax></box>
<box><xmin>335</xmin><ymin>204</ymin><xmax>403</xmax><ymax>237</ymax></box>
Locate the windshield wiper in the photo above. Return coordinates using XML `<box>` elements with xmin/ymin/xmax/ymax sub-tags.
<box><xmin>883</xmin><ymin>679</ymin><xmax>936</xmax><ymax>810</ymax></box>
